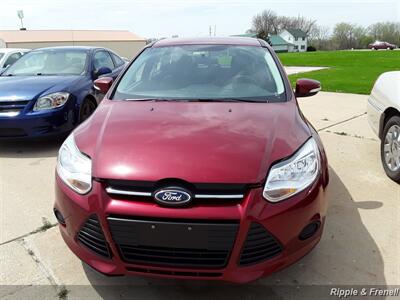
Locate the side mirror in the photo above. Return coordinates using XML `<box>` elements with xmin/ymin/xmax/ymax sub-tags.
<box><xmin>94</xmin><ymin>66</ymin><xmax>112</xmax><ymax>78</ymax></box>
<box><xmin>295</xmin><ymin>79</ymin><xmax>321</xmax><ymax>97</ymax></box>
<box><xmin>94</xmin><ymin>77</ymin><xmax>113</xmax><ymax>94</ymax></box>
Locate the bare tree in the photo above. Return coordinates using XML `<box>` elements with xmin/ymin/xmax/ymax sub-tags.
<box><xmin>251</xmin><ymin>9</ymin><xmax>279</xmax><ymax>39</ymax></box>
<box><xmin>368</xmin><ymin>22</ymin><xmax>400</xmax><ymax>44</ymax></box>
<box><xmin>251</xmin><ymin>10</ymin><xmax>317</xmax><ymax>40</ymax></box>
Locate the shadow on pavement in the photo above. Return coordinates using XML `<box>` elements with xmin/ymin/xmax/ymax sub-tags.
<box><xmin>76</xmin><ymin>167</ymin><xmax>386</xmax><ymax>299</ymax></box>
<box><xmin>0</xmin><ymin>138</ymin><xmax>63</xmax><ymax>158</ymax></box>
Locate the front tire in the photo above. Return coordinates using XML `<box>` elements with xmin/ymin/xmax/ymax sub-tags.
<box><xmin>381</xmin><ymin>115</ymin><xmax>400</xmax><ymax>183</ymax></box>
<box><xmin>79</xmin><ymin>98</ymin><xmax>97</xmax><ymax>123</ymax></box>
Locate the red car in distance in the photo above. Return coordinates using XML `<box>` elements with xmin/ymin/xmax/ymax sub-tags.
<box><xmin>54</xmin><ymin>37</ymin><xmax>329</xmax><ymax>283</ymax></box>
<box><xmin>368</xmin><ymin>40</ymin><xmax>397</xmax><ymax>50</ymax></box>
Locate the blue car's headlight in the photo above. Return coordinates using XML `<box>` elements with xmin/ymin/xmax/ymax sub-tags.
<box><xmin>33</xmin><ymin>92</ymin><xmax>70</xmax><ymax>111</ymax></box>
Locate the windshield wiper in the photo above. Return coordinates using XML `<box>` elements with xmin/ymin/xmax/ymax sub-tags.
<box><xmin>123</xmin><ymin>98</ymin><xmax>266</xmax><ymax>103</ymax></box>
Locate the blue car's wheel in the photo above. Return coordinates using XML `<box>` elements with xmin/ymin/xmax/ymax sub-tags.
<box><xmin>79</xmin><ymin>98</ymin><xmax>97</xmax><ymax>123</ymax></box>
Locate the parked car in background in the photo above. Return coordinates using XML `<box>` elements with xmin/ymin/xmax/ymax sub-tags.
<box><xmin>54</xmin><ymin>37</ymin><xmax>329</xmax><ymax>283</ymax></box>
<box><xmin>368</xmin><ymin>71</ymin><xmax>400</xmax><ymax>183</ymax></box>
<box><xmin>368</xmin><ymin>41</ymin><xmax>397</xmax><ymax>50</ymax></box>
<box><xmin>0</xmin><ymin>46</ymin><xmax>127</xmax><ymax>138</ymax></box>
<box><xmin>0</xmin><ymin>48</ymin><xmax>30</xmax><ymax>71</ymax></box>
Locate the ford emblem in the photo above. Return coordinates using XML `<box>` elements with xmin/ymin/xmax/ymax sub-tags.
<box><xmin>154</xmin><ymin>188</ymin><xmax>192</xmax><ymax>206</ymax></box>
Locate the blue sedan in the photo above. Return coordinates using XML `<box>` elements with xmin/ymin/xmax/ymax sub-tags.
<box><xmin>0</xmin><ymin>46</ymin><xmax>127</xmax><ymax>138</ymax></box>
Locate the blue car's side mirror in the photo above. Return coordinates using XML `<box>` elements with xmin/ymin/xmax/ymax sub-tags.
<box><xmin>94</xmin><ymin>67</ymin><xmax>112</xmax><ymax>79</ymax></box>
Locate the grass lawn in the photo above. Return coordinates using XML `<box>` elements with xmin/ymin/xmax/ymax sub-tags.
<box><xmin>277</xmin><ymin>50</ymin><xmax>400</xmax><ymax>94</ymax></box>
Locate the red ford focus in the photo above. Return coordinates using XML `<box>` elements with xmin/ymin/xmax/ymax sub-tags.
<box><xmin>54</xmin><ymin>37</ymin><xmax>329</xmax><ymax>283</ymax></box>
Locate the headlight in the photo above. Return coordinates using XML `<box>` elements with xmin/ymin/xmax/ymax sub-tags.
<box><xmin>57</xmin><ymin>134</ymin><xmax>92</xmax><ymax>194</ymax></box>
<box><xmin>263</xmin><ymin>138</ymin><xmax>320</xmax><ymax>202</ymax></box>
<box><xmin>33</xmin><ymin>92</ymin><xmax>69</xmax><ymax>111</ymax></box>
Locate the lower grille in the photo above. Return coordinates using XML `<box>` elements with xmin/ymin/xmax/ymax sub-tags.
<box><xmin>126</xmin><ymin>267</ymin><xmax>222</xmax><ymax>278</ymax></box>
<box><xmin>77</xmin><ymin>215</ymin><xmax>111</xmax><ymax>258</ymax></box>
<box><xmin>108</xmin><ymin>216</ymin><xmax>239</xmax><ymax>268</ymax></box>
<box><xmin>239</xmin><ymin>223</ymin><xmax>282</xmax><ymax>266</ymax></box>
<box><xmin>0</xmin><ymin>128</ymin><xmax>26</xmax><ymax>137</ymax></box>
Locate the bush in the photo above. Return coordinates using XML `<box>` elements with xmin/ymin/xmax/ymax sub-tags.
<box><xmin>307</xmin><ymin>46</ymin><xmax>317</xmax><ymax>52</ymax></box>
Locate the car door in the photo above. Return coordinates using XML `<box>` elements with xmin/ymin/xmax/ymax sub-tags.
<box><xmin>109</xmin><ymin>51</ymin><xmax>127</xmax><ymax>76</ymax></box>
<box><xmin>92</xmin><ymin>50</ymin><xmax>119</xmax><ymax>80</ymax></box>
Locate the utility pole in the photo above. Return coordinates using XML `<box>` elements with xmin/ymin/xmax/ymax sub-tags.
<box><xmin>214</xmin><ymin>25</ymin><xmax>216</xmax><ymax>36</ymax></box>
<box><xmin>17</xmin><ymin>10</ymin><xmax>26</xmax><ymax>30</ymax></box>
<box><xmin>209</xmin><ymin>25</ymin><xmax>212</xmax><ymax>37</ymax></box>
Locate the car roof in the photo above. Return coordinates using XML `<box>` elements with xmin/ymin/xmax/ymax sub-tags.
<box><xmin>31</xmin><ymin>46</ymin><xmax>104</xmax><ymax>51</ymax></box>
<box><xmin>0</xmin><ymin>48</ymin><xmax>30</xmax><ymax>53</ymax></box>
<box><xmin>153</xmin><ymin>37</ymin><xmax>265</xmax><ymax>48</ymax></box>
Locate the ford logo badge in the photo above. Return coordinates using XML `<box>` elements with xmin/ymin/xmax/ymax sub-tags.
<box><xmin>154</xmin><ymin>188</ymin><xmax>192</xmax><ymax>206</ymax></box>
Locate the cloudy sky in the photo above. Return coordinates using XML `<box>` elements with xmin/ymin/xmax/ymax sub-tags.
<box><xmin>0</xmin><ymin>0</ymin><xmax>398</xmax><ymax>38</ymax></box>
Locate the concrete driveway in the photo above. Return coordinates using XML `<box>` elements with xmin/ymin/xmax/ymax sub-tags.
<box><xmin>1</xmin><ymin>92</ymin><xmax>399</xmax><ymax>299</ymax></box>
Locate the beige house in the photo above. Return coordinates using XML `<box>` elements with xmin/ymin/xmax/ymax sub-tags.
<box><xmin>0</xmin><ymin>30</ymin><xmax>146</xmax><ymax>59</ymax></box>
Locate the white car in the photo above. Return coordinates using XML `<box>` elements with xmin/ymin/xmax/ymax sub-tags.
<box><xmin>368</xmin><ymin>71</ymin><xmax>400</xmax><ymax>182</ymax></box>
<box><xmin>0</xmin><ymin>48</ymin><xmax>30</xmax><ymax>71</ymax></box>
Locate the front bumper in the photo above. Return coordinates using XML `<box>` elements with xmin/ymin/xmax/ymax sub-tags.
<box><xmin>367</xmin><ymin>96</ymin><xmax>384</xmax><ymax>138</ymax></box>
<box><xmin>0</xmin><ymin>106</ymin><xmax>75</xmax><ymax>139</ymax></box>
<box><xmin>54</xmin><ymin>175</ymin><xmax>328</xmax><ymax>283</ymax></box>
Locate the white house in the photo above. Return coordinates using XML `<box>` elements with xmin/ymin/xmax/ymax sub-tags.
<box><xmin>279</xmin><ymin>29</ymin><xmax>308</xmax><ymax>52</ymax></box>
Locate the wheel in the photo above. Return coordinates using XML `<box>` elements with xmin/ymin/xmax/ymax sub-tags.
<box><xmin>372</xmin><ymin>47</ymin><xmax>376</xmax><ymax>50</ymax></box>
<box><xmin>387</xmin><ymin>47</ymin><xmax>391</xmax><ymax>50</ymax></box>
<box><xmin>79</xmin><ymin>98</ymin><xmax>97</xmax><ymax>123</ymax></box>
<box><xmin>381</xmin><ymin>115</ymin><xmax>400</xmax><ymax>182</ymax></box>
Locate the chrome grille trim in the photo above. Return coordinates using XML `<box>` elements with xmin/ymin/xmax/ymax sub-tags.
<box><xmin>106</xmin><ymin>187</ymin><xmax>244</xmax><ymax>199</ymax></box>
<box><xmin>106</xmin><ymin>187</ymin><xmax>152</xmax><ymax>197</ymax></box>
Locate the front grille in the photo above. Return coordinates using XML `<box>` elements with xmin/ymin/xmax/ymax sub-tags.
<box><xmin>239</xmin><ymin>223</ymin><xmax>282</xmax><ymax>266</ymax></box>
<box><xmin>0</xmin><ymin>128</ymin><xmax>26</xmax><ymax>137</ymax></box>
<box><xmin>0</xmin><ymin>100</ymin><xmax>29</xmax><ymax>116</ymax></box>
<box><xmin>103</xmin><ymin>179</ymin><xmax>248</xmax><ymax>202</ymax></box>
<box><xmin>108</xmin><ymin>216</ymin><xmax>239</xmax><ymax>268</ymax></box>
<box><xmin>77</xmin><ymin>215</ymin><xmax>111</xmax><ymax>259</ymax></box>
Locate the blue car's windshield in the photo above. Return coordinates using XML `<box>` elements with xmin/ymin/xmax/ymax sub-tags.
<box><xmin>112</xmin><ymin>45</ymin><xmax>286</xmax><ymax>102</ymax></box>
<box><xmin>3</xmin><ymin>49</ymin><xmax>88</xmax><ymax>76</ymax></box>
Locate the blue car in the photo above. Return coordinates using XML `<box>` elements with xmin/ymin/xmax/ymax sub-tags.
<box><xmin>0</xmin><ymin>46</ymin><xmax>127</xmax><ymax>138</ymax></box>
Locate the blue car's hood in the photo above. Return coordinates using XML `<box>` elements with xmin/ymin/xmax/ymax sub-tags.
<box><xmin>0</xmin><ymin>75</ymin><xmax>82</xmax><ymax>101</ymax></box>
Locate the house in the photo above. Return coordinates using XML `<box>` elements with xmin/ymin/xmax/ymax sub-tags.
<box><xmin>269</xmin><ymin>35</ymin><xmax>294</xmax><ymax>53</ymax></box>
<box><xmin>0</xmin><ymin>30</ymin><xmax>146</xmax><ymax>59</ymax></box>
<box><xmin>279</xmin><ymin>29</ymin><xmax>308</xmax><ymax>52</ymax></box>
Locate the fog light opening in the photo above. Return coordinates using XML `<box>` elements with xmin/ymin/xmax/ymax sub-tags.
<box><xmin>299</xmin><ymin>221</ymin><xmax>321</xmax><ymax>240</ymax></box>
<box><xmin>54</xmin><ymin>208</ymin><xmax>66</xmax><ymax>226</ymax></box>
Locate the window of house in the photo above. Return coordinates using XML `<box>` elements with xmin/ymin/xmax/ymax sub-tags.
<box><xmin>301</xmin><ymin>45</ymin><xmax>305</xmax><ymax>50</ymax></box>
<box><xmin>294</xmin><ymin>45</ymin><xmax>298</xmax><ymax>50</ymax></box>
<box><xmin>302</xmin><ymin>37</ymin><xmax>306</xmax><ymax>41</ymax></box>
<box><xmin>295</xmin><ymin>37</ymin><xmax>298</xmax><ymax>41</ymax></box>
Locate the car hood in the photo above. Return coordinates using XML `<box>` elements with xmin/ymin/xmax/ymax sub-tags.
<box><xmin>74</xmin><ymin>99</ymin><xmax>311</xmax><ymax>184</ymax></box>
<box><xmin>0</xmin><ymin>75</ymin><xmax>81</xmax><ymax>101</ymax></box>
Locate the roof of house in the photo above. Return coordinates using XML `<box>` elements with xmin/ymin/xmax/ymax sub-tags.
<box><xmin>285</xmin><ymin>29</ymin><xmax>308</xmax><ymax>38</ymax></box>
<box><xmin>269</xmin><ymin>35</ymin><xmax>293</xmax><ymax>46</ymax></box>
<box><xmin>0</xmin><ymin>30</ymin><xmax>146</xmax><ymax>43</ymax></box>
<box><xmin>153</xmin><ymin>37</ymin><xmax>262</xmax><ymax>47</ymax></box>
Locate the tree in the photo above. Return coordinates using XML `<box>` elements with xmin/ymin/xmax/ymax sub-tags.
<box><xmin>332</xmin><ymin>23</ymin><xmax>367</xmax><ymax>49</ymax></box>
<box><xmin>251</xmin><ymin>9</ymin><xmax>279</xmax><ymax>40</ymax></box>
<box><xmin>250</xmin><ymin>10</ymin><xmax>317</xmax><ymax>40</ymax></box>
<box><xmin>368</xmin><ymin>22</ymin><xmax>400</xmax><ymax>44</ymax></box>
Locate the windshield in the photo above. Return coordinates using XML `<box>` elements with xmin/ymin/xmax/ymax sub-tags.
<box><xmin>0</xmin><ymin>53</ymin><xmax>4</xmax><ymax>60</ymax></box>
<box><xmin>3</xmin><ymin>49</ymin><xmax>88</xmax><ymax>76</ymax></box>
<box><xmin>112</xmin><ymin>45</ymin><xmax>286</xmax><ymax>102</ymax></box>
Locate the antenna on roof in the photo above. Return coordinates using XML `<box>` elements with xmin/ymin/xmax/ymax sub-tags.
<box><xmin>17</xmin><ymin>10</ymin><xmax>26</xmax><ymax>30</ymax></box>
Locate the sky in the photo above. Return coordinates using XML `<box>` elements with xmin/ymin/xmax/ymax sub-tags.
<box><xmin>0</xmin><ymin>0</ymin><xmax>399</xmax><ymax>38</ymax></box>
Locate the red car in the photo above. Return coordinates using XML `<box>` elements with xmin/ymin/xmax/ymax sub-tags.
<box><xmin>54</xmin><ymin>37</ymin><xmax>329</xmax><ymax>283</ymax></box>
<box><xmin>368</xmin><ymin>41</ymin><xmax>397</xmax><ymax>50</ymax></box>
